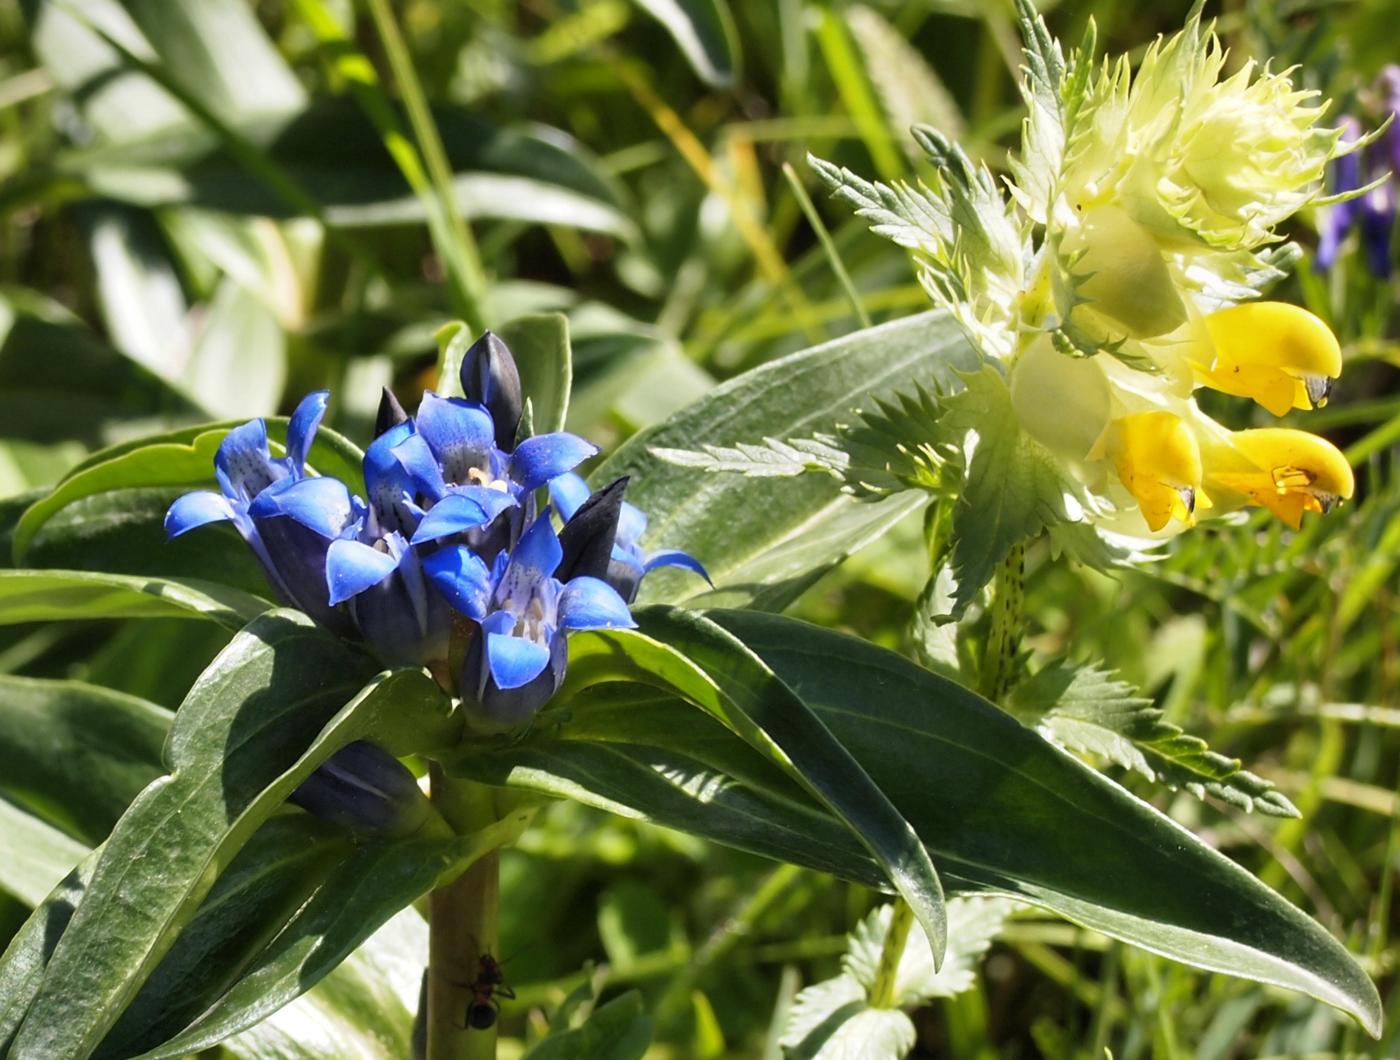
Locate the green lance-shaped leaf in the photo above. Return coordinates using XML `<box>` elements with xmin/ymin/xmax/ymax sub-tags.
<box><xmin>712</xmin><ymin>609</ymin><xmax>1382</xmax><ymax>1035</ymax></box>
<box><xmin>12</xmin><ymin>417</ymin><xmax>364</xmax><ymax>563</ymax></box>
<box><xmin>4</xmin><ymin>610</ymin><xmax>456</xmax><ymax>1059</ymax></box>
<box><xmin>140</xmin><ymin>815</ymin><xmax>533</xmax><ymax>1059</ymax></box>
<box><xmin>597</xmin><ymin>310</ymin><xmax>977</xmax><ymax>611</ymax></box>
<box><xmin>0</xmin><ymin>569</ymin><xmax>269</xmax><ymax>630</ymax></box>
<box><xmin>552</xmin><ymin>607</ymin><xmax>948</xmax><ymax>966</ymax></box>
<box><xmin>0</xmin><ymin>799</ymin><xmax>89</xmax><ymax>909</ymax></box>
<box><xmin>0</xmin><ymin>676</ymin><xmax>169</xmax><ymax>844</ymax></box>
<box><xmin>470</xmin><ymin>612</ymin><xmax>1381</xmax><ymax>1033</ymax></box>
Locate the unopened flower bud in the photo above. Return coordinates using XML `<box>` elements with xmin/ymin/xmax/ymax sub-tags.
<box><xmin>288</xmin><ymin>741</ymin><xmax>434</xmax><ymax>837</ymax></box>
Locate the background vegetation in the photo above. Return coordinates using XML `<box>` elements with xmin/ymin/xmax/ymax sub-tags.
<box><xmin>1</xmin><ymin>0</ymin><xmax>1398</xmax><ymax>1055</ymax></box>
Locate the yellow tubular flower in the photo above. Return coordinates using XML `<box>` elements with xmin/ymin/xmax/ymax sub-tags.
<box><xmin>1192</xmin><ymin>303</ymin><xmax>1342</xmax><ymax>416</ymax></box>
<box><xmin>1105</xmin><ymin>411</ymin><xmax>1212</xmax><ymax>532</ymax></box>
<box><xmin>1209</xmin><ymin>428</ymin><xmax>1355</xmax><ymax>529</ymax></box>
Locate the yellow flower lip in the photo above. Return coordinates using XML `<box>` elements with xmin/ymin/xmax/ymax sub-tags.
<box><xmin>1193</xmin><ymin>302</ymin><xmax>1342</xmax><ymax>416</ymax></box>
<box><xmin>1209</xmin><ymin>427</ymin><xmax>1355</xmax><ymax>528</ymax></box>
<box><xmin>1105</xmin><ymin>411</ymin><xmax>1211</xmax><ymax>532</ymax></box>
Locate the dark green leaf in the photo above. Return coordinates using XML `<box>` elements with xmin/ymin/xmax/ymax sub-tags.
<box><xmin>552</xmin><ymin>609</ymin><xmax>948</xmax><ymax>963</ymax></box>
<box><xmin>711</xmin><ymin>610</ymin><xmax>1381</xmax><ymax>1035</ymax></box>
<box><xmin>0</xmin><ymin>676</ymin><xmax>169</xmax><ymax>843</ymax></box>
<box><xmin>4</xmin><ymin>611</ymin><xmax>455</xmax><ymax>1058</ymax></box>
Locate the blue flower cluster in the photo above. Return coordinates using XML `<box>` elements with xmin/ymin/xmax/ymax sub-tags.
<box><xmin>1318</xmin><ymin>70</ymin><xmax>1400</xmax><ymax>279</ymax></box>
<box><xmin>167</xmin><ymin>332</ymin><xmax>706</xmax><ymax>733</ymax></box>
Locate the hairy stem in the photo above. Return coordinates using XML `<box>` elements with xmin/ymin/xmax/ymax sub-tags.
<box><xmin>869</xmin><ymin>900</ymin><xmax>915</xmax><ymax>1010</ymax></box>
<box><xmin>979</xmin><ymin>542</ymin><xmax>1026</xmax><ymax>702</ymax></box>
<box><xmin>427</xmin><ymin>768</ymin><xmax>501</xmax><ymax>1060</ymax></box>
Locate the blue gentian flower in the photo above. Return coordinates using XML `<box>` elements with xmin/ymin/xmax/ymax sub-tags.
<box><xmin>423</xmin><ymin>509</ymin><xmax>636</xmax><ymax>732</ymax></box>
<box><xmin>405</xmin><ymin>390</ymin><xmax>597</xmax><ymax>559</ymax></box>
<box><xmin>549</xmin><ymin>472</ymin><xmax>709</xmax><ymax>603</ymax></box>
<box><xmin>165</xmin><ymin>391</ymin><xmax>359</xmax><ymax>634</ymax></box>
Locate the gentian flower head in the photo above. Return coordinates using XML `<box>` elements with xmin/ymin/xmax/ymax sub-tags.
<box><xmin>549</xmin><ymin>472</ymin><xmax>710</xmax><ymax>603</ymax></box>
<box><xmin>424</xmin><ymin>508</ymin><xmax>636</xmax><ymax>733</ymax></box>
<box><xmin>288</xmin><ymin>740</ymin><xmax>434</xmax><ymax>837</ymax></box>
<box><xmin>165</xmin><ymin>391</ymin><xmax>359</xmax><ymax>635</ymax></box>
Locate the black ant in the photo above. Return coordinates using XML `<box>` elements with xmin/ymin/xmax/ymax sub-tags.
<box><xmin>464</xmin><ymin>949</ymin><xmax>515</xmax><ymax>1030</ymax></box>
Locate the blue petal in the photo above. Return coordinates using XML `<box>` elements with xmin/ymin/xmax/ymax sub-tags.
<box><xmin>643</xmin><ymin>549</ymin><xmax>711</xmax><ymax>583</ymax></box>
<box><xmin>249</xmin><ymin>476</ymin><xmax>358</xmax><ymax>540</ymax></box>
<box><xmin>557</xmin><ymin>576</ymin><xmax>636</xmax><ymax>631</ymax></box>
<box><xmin>483</xmin><ymin>613</ymin><xmax>552</xmax><ymax>690</ymax></box>
<box><xmin>165</xmin><ymin>491</ymin><xmax>235</xmax><ymax>539</ymax></box>
<box><xmin>616</xmin><ymin>501</ymin><xmax>647</xmax><ymax>547</ymax></box>
<box><xmin>326</xmin><ymin>538</ymin><xmax>399</xmax><ymax>606</ymax></box>
<box><xmin>215</xmin><ymin>418</ymin><xmax>279</xmax><ymax>501</ymax></box>
<box><xmin>508</xmin><ymin>432</ymin><xmax>598</xmax><ymax>491</ymax></box>
<box><xmin>421</xmin><ymin>545</ymin><xmax>494</xmax><ymax>620</ymax></box>
<box><xmin>499</xmin><ymin>510</ymin><xmax>563</xmax><ymax>602</ymax></box>
<box><xmin>364</xmin><ymin>423</ymin><xmax>445</xmax><ymax>532</ymax></box>
<box><xmin>285</xmin><ymin>390</ymin><xmax>329</xmax><ymax>475</ymax></box>
<box><xmin>547</xmin><ymin>472</ymin><xmax>591</xmax><ymax>521</ymax></box>
<box><xmin>415</xmin><ymin>392</ymin><xmax>495</xmax><ymax>483</ymax></box>
<box><xmin>409</xmin><ymin>487</ymin><xmax>517</xmax><ymax>545</ymax></box>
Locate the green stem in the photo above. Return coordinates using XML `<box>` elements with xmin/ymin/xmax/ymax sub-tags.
<box><xmin>427</xmin><ymin>768</ymin><xmax>502</xmax><ymax>1060</ymax></box>
<box><xmin>364</xmin><ymin>0</ymin><xmax>490</xmax><ymax>332</ymax></box>
<box><xmin>868</xmin><ymin>901</ymin><xmax>914</xmax><ymax>1010</ymax></box>
<box><xmin>979</xmin><ymin>542</ymin><xmax>1026</xmax><ymax>702</ymax></box>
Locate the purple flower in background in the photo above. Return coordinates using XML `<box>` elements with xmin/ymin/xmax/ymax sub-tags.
<box><xmin>1316</xmin><ymin>72</ymin><xmax>1399</xmax><ymax>279</ymax></box>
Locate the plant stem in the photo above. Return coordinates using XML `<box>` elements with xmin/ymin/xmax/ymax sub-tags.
<box><xmin>427</xmin><ymin>767</ymin><xmax>502</xmax><ymax>1060</ymax></box>
<box><xmin>979</xmin><ymin>542</ymin><xmax>1026</xmax><ymax>702</ymax></box>
<box><xmin>868</xmin><ymin>900</ymin><xmax>914</xmax><ymax>1010</ymax></box>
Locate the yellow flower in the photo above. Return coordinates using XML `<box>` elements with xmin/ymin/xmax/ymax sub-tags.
<box><xmin>1190</xmin><ymin>303</ymin><xmax>1342</xmax><ymax>416</ymax></box>
<box><xmin>1103</xmin><ymin>411</ymin><xmax>1212</xmax><ymax>532</ymax></box>
<box><xmin>1208</xmin><ymin>428</ymin><xmax>1354</xmax><ymax>529</ymax></box>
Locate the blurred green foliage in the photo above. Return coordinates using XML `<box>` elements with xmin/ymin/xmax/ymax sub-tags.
<box><xmin>1</xmin><ymin>0</ymin><xmax>1399</xmax><ymax>1056</ymax></box>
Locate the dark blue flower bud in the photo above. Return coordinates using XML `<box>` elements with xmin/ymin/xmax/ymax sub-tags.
<box><xmin>557</xmin><ymin>476</ymin><xmax>628</xmax><ymax>582</ymax></box>
<box><xmin>375</xmin><ymin>386</ymin><xmax>411</xmax><ymax>439</ymax></box>
<box><xmin>288</xmin><ymin>741</ymin><xmax>432</xmax><ymax>836</ymax></box>
<box><xmin>460</xmin><ymin>331</ymin><xmax>523</xmax><ymax>451</ymax></box>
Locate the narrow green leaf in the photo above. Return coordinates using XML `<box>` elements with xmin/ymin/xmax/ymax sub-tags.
<box><xmin>628</xmin><ymin>0</ymin><xmax>740</xmax><ymax>88</ymax></box>
<box><xmin>561</xmin><ymin>608</ymin><xmax>948</xmax><ymax>965</ymax></box>
<box><xmin>453</xmin><ymin>738</ymin><xmax>887</xmax><ymax>889</ymax></box>
<box><xmin>596</xmin><ymin>310</ymin><xmax>976</xmax><ymax>611</ymax></box>
<box><xmin>0</xmin><ymin>569</ymin><xmax>269</xmax><ymax>629</ymax></box>
<box><xmin>217</xmin><ymin>906</ymin><xmax>426</xmax><ymax>1060</ymax></box>
<box><xmin>5</xmin><ymin>611</ymin><xmax>455</xmax><ymax>1058</ymax></box>
<box><xmin>712</xmin><ymin>609</ymin><xmax>1383</xmax><ymax>1036</ymax></box>
<box><xmin>0</xmin><ymin>799</ymin><xmax>88</xmax><ymax>908</ymax></box>
<box><xmin>0</xmin><ymin>676</ymin><xmax>169</xmax><ymax>844</ymax></box>
<box><xmin>0</xmin><ymin>854</ymin><xmax>97</xmax><ymax>1052</ymax></box>
<box><xmin>497</xmin><ymin>313</ymin><xmax>573</xmax><ymax>435</ymax></box>
<box><xmin>95</xmin><ymin>817</ymin><xmax>349</xmax><ymax>1060</ymax></box>
<box><xmin>141</xmin><ymin>815</ymin><xmax>533</xmax><ymax>1060</ymax></box>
